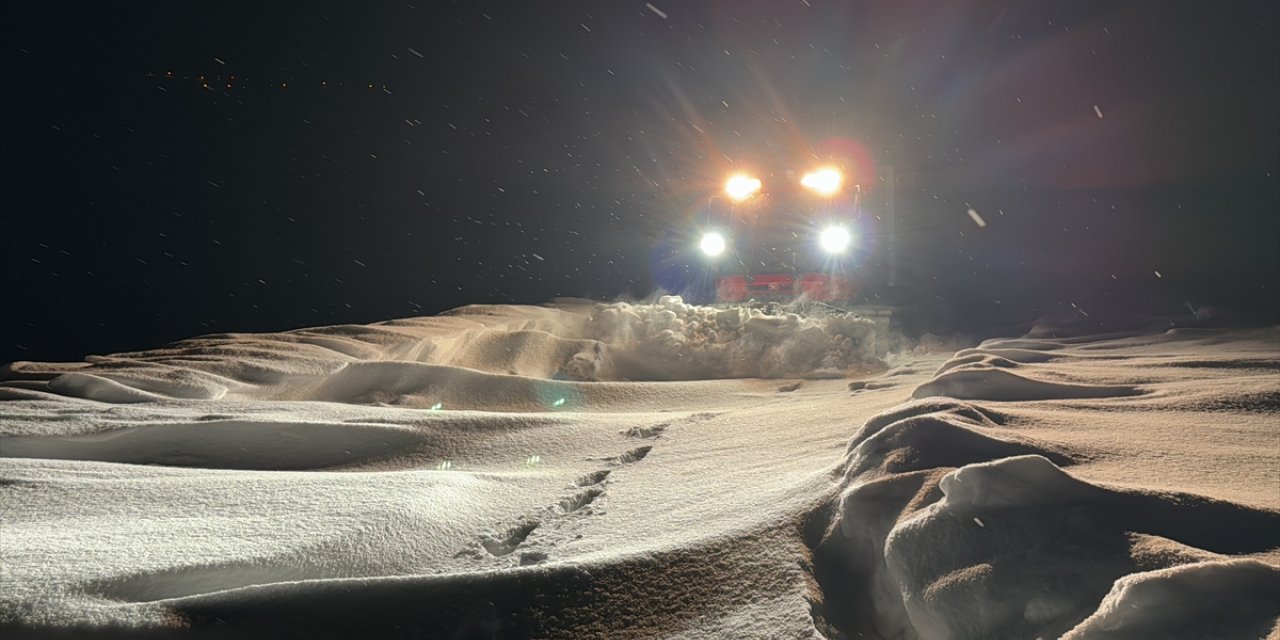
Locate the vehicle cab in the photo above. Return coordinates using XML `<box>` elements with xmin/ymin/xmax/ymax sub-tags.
<box><xmin>695</xmin><ymin>163</ymin><xmax>873</xmax><ymax>304</ymax></box>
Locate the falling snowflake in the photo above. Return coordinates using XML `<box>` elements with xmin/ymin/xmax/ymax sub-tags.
<box><xmin>966</xmin><ymin>208</ymin><xmax>987</xmax><ymax>228</ymax></box>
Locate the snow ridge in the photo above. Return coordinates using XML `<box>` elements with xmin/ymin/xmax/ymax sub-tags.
<box><xmin>2</xmin><ymin>297</ymin><xmax>880</xmax><ymax>410</ymax></box>
<box><xmin>813</xmin><ymin>333</ymin><xmax>1280</xmax><ymax>640</ymax></box>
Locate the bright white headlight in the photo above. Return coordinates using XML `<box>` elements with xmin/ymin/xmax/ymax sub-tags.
<box><xmin>700</xmin><ymin>231</ymin><xmax>727</xmax><ymax>257</ymax></box>
<box><xmin>819</xmin><ymin>225</ymin><xmax>852</xmax><ymax>254</ymax></box>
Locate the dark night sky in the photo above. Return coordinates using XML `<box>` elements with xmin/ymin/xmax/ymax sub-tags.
<box><xmin>5</xmin><ymin>0</ymin><xmax>1278</xmax><ymax>363</ymax></box>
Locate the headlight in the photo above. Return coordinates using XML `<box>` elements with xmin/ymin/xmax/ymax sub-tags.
<box><xmin>818</xmin><ymin>225</ymin><xmax>852</xmax><ymax>254</ymax></box>
<box><xmin>699</xmin><ymin>231</ymin><xmax>728</xmax><ymax>257</ymax></box>
<box><xmin>724</xmin><ymin>174</ymin><xmax>762</xmax><ymax>202</ymax></box>
<box><xmin>801</xmin><ymin>167</ymin><xmax>842</xmax><ymax>196</ymax></box>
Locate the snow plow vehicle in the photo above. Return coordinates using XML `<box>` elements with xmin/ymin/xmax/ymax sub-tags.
<box><xmin>693</xmin><ymin>162</ymin><xmax>897</xmax><ymax>312</ymax></box>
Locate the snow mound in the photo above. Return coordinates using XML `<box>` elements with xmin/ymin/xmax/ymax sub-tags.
<box><xmin>913</xmin><ymin>365</ymin><xmax>1142</xmax><ymax>401</ymax></box>
<box><xmin>816</xmin><ymin>337</ymin><xmax>1280</xmax><ymax>640</ymax></box>
<box><xmin>945</xmin><ymin>346</ymin><xmax>1059</xmax><ymax>366</ymax></box>
<box><xmin>845</xmin><ymin>397</ymin><xmax>1007</xmax><ymax>453</ymax></box>
<box><xmin>1061</xmin><ymin>559</ymin><xmax>1280</xmax><ymax>640</ymax></box>
<box><xmin>48</xmin><ymin>372</ymin><xmax>177</xmax><ymax>403</ymax></box>
<box><xmin>823</xmin><ymin>400</ymin><xmax>1093</xmax><ymax>639</ymax></box>
<box><xmin>936</xmin><ymin>454</ymin><xmax>1100</xmax><ymax>512</ymax></box>
<box><xmin>844</xmin><ymin>417</ymin><xmax>1073</xmax><ymax>478</ymax></box>
<box><xmin>1</xmin><ymin>298</ymin><xmax>881</xmax><ymax>408</ymax></box>
<box><xmin>880</xmin><ymin>454</ymin><xmax>1279</xmax><ymax>639</ymax></box>
<box><xmin>0</xmin><ymin>420</ymin><xmax>429</xmax><ymax>470</ymax></box>
<box><xmin>932</xmin><ymin>349</ymin><xmax>1059</xmax><ymax>376</ymax></box>
<box><xmin>306</xmin><ymin>361</ymin><xmax>590</xmax><ymax>411</ymax></box>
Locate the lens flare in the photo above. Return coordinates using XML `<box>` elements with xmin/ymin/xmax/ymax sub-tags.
<box><xmin>819</xmin><ymin>225</ymin><xmax>852</xmax><ymax>253</ymax></box>
<box><xmin>724</xmin><ymin>174</ymin><xmax>762</xmax><ymax>201</ymax></box>
<box><xmin>801</xmin><ymin>167</ymin><xmax>843</xmax><ymax>196</ymax></box>
<box><xmin>699</xmin><ymin>231</ymin><xmax>727</xmax><ymax>257</ymax></box>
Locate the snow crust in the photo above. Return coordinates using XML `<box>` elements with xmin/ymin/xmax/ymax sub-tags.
<box><xmin>1</xmin><ymin>307</ymin><xmax>1277</xmax><ymax>638</ymax></box>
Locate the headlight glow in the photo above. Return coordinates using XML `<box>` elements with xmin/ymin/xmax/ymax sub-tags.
<box><xmin>724</xmin><ymin>174</ymin><xmax>762</xmax><ymax>202</ymax></box>
<box><xmin>818</xmin><ymin>225</ymin><xmax>852</xmax><ymax>254</ymax></box>
<box><xmin>801</xmin><ymin>167</ymin><xmax>843</xmax><ymax>196</ymax></box>
<box><xmin>699</xmin><ymin>231</ymin><xmax>727</xmax><ymax>257</ymax></box>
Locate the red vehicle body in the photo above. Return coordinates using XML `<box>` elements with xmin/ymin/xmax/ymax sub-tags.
<box><xmin>715</xmin><ymin>272</ymin><xmax>855</xmax><ymax>303</ymax></box>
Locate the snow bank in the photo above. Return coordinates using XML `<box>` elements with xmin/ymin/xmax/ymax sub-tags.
<box><xmin>1</xmin><ymin>297</ymin><xmax>881</xmax><ymax>409</ymax></box>
<box><xmin>912</xmin><ymin>368</ymin><xmax>1142</xmax><ymax>401</ymax></box>
<box><xmin>0</xmin><ymin>419</ymin><xmax>429</xmax><ymax>470</ymax></box>
<box><xmin>814</xmin><ymin>329</ymin><xmax>1280</xmax><ymax>640</ymax></box>
<box><xmin>1061</xmin><ymin>559</ymin><xmax>1280</xmax><ymax>640</ymax></box>
<box><xmin>2</xmin><ymin>310</ymin><xmax>1275</xmax><ymax>639</ymax></box>
<box><xmin>828</xmin><ymin>437</ymin><xmax>1280</xmax><ymax>640</ymax></box>
<box><xmin>844</xmin><ymin>417</ymin><xmax>1073</xmax><ymax>479</ymax></box>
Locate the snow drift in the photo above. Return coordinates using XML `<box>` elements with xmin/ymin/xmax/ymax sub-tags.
<box><xmin>2</xmin><ymin>297</ymin><xmax>880</xmax><ymax>413</ymax></box>
<box><xmin>815</xmin><ymin>328</ymin><xmax>1280</xmax><ymax>640</ymax></box>
<box><xmin>1</xmin><ymin>306</ymin><xmax>1277</xmax><ymax>639</ymax></box>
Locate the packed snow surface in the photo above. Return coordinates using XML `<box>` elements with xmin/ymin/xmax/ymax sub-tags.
<box><xmin>1</xmin><ymin>299</ymin><xmax>1277</xmax><ymax>639</ymax></box>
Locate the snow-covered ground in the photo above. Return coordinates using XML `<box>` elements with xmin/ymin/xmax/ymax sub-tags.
<box><xmin>1</xmin><ymin>298</ymin><xmax>1277</xmax><ymax>639</ymax></box>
